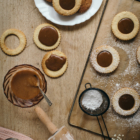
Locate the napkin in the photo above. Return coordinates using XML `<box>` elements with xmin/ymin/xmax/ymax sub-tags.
<box><xmin>0</xmin><ymin>127</ymin><xmax>33</xmax><ymax>140</ymax></box>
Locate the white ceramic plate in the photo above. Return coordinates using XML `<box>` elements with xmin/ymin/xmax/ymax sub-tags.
<box><xmin>34</xmin><ymin>0</ymin><xmax>103</xmax><ymax>26</ymax></box>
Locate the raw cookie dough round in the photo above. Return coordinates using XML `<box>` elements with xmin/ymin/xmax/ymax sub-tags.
<box><xmin>34</xmin><ymin>23</ymin><xmax>61</xmax><ymax>51</ymax></box>
<box><xmin>78</xmin><ymin>0</ymin><xmax>92</xmax><ymax>13</ymax></box>
<box><xmin>136</xmin><ymin>46</ymin><xmax>140</xmax><ymax>64</ymax></box>
<box><xmin>0</xmin><ymin>29</ymin><xmax>26</xmax><ymax>56</ymax></box>
<box><xmin>90</xmin><ymin>46</ymin><xmax>120</xmax><ymax>74</ymax></box>
<box><xmin>53</xmin><ymin>0</ymin><xmax>82</xmax><ymax>16</ymax></box>
<box><xmin>42</xmin><ymin>50</ymin><xmax>68</xmax><ymax>78</ymax></box>
<box><xmin>112</xmin><ymin>88</ymin><xmax>140</xmax><ymax>116</ymax></box>
<box><xmin>112</xmin><ymin>11</ymin><xmax>139</xmax><ymax>41</ymax></box>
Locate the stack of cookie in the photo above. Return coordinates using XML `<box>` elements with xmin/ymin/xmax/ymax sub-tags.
<box><xmin>46</xmin><ymin>0</ymin><xmax>92</xmax><ymax>16</ymax></box>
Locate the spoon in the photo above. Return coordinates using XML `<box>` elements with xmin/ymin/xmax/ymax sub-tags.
<box><xmin>34</xmin><ymin>75</ymin><xmax>52</xmax><ymax>106</ymax></box>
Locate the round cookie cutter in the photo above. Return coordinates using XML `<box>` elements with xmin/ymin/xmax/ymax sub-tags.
<box><xmin>79</xmin><ymin>83</ymin><xmax>111</xmax><ymax>140</ymax></box>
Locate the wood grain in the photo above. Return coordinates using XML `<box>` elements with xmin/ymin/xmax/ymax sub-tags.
<box><xmin>0</xmin><ymin>0</ymin><xmax>106</xmax><ymax>140</ymax></box>
<box><xmin>69</xmin><ymin>0</ymin><xmax>140</xmax><ymax>140</ymax></box>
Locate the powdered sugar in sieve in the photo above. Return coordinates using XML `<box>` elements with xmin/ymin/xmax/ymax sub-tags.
<box><xmin>82</xmin><ymin>90</ymin><xmax>103</xmax><ymax>111</ymax></box>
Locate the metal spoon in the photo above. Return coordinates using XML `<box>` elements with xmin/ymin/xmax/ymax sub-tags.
<box><xmin>34</xmin><ymin>75</ymin><xmax>52</xmax><ymax>106</ymax></box>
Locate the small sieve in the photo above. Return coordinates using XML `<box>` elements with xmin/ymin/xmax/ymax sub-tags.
<box><xmin>79</xmin><ymin>83</ymin><xmax>110</xmax><ymax>116</ymax></box>
<box><xmin>79</xmin><ymin>83</ymin><xmax>111</xmax><ymax>140</ymax></box>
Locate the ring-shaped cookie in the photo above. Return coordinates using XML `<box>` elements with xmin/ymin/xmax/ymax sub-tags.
<box><xmin>34</xmin><ymin>23</ymin><xmax>61</xmax><ymax>51</ymax></box>
<box><xmin>53</xmin><ymin>0</ymin><xmax>82</xmax><ymax>16</ymax></box>
<box><xmin>112</xmin><ymin>88</ymin><xmax>140</xmax><ymax>116</ymax></box>
<box><xmin>0</xmin><ymin>29</ymin><xmax>26</xmax><ymax>56</ymax></box>
<box><xmin>112</xmin><ymin>11</ymin><xmax>139</xmax><ymax>41</ymax></box>
<box><xmin>90</xmin><ymin>46</ymin><xmax>120</xmax><ymax>74</ymax></box>
<box><xmin>42</xmin><ymin>50</ymin><xmax>68</xmax><ymax>78</ymax></box>
<box><xmin>136</xmin><ymin>46</ymin><xmax>140</xmax><ymax>64</ymax></box>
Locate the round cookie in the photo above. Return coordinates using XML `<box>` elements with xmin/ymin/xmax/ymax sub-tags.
<box><xmin>78</xmin><ymin>0</ymin><xmax>92</xmax><ymax>13</ymax></box>
<box><xmin>90</xmin><ymin>46</ymin><xmax>120</xmax><ymax>74</ymax></box>
<box><xmin>112</xmin><ymin>88</ymin><xmax>140</xmax><ymax>116</ymax></box>
<box><xmin>0</xmin><ymin>29</ymin><xmax>26</xmax><ymax>56</ymax></box>
<box><xmin>136</xmin><ymin>46</ymin><xmax>140</xmax><ymax>64</ymax></box>
<box><xmin>34</xmin><ymin>23</ymin><xmax>61</xmax><ymax>51</ymax></box>
<box><xmin>42</xmin><ymin>50</ymin><xmax>68</xmax><ymax>78</ymax></box>
<box><xmin>53</xmin><ymin>0</ymin><xmax>82</xmax><ymax>16</ymax></box>
<box><xmin>112</xmin><ymin>11</ymin><xmax>139</xmax><ymax>41</ymax></box>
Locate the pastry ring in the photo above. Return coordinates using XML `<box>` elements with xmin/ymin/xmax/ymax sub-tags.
<box><xmin>0</xmin><ymin>29</ymin><xmax>26</xmax><ymax>56</ymax></box>
<box><xmin>90</xmin><ymin>46</ymin><xmax>120</xmax><ymax>74</ymax></box>
<box><xmin>112</xmin><ymin>11</ymin><xmax>139</xmax><ymax>40</ymax></box>
<box><xmin>112</xmin><ymin>88</ymin><xmax>140</xmax><ymax>116</ymax></box>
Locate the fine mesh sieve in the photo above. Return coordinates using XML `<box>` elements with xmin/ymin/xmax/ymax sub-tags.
<box><xmin>79</xmin><ymin>83</ymin><xmax>111</xmax><ymax>140</ymax></box>
<box><xmin>79</xmin><ymin>83</ymin><xmax>110</xmax><ymax>116</ymax></box>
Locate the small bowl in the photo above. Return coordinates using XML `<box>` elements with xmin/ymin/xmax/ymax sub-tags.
<box><xmin>79</xmin><ymin>83</ymin><xmax>110</xmax><ymax>116</ymax></box>
<box><xmin>3</xmin><ymin>64</ymin><xmax>47</xmax><ymax>108</ymax></box>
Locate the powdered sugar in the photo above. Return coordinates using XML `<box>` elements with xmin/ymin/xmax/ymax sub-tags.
<box><xmin>82</xmin><ymin>90</ymin><xmax>103</xmax><ymax>110</ymax></box>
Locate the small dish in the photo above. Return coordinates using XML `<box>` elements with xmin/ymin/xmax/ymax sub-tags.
<box><xmin>34</xmin><ymin>0</ymin><xmax>103</xmax><ymax>26</ymax></box>
<box><xmin>3</xmin><ymin>64</ymin><xmax>47</xmax><ymax>108</ymax></box>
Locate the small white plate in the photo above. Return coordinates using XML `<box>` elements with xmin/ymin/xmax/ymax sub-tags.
<box><xmin>34</xmin><ymin>0</ymin><xmax>103</xmax><ymax>26</ymax></box>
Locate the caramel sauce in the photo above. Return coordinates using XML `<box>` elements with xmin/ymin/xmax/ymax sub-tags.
<box><xmin>97</xmin><ymin>51</ymin><xmax>112</xmax><ymax>67</ymax></box>
<box><xmin>39</xmin><ymin>26</ymin><xmax>58</xmax><ymax>46</ymax></box>
<box><xmin>119</xmin><ymin>94</ymin><xmax>135</xmax><ymax>110</ymax></box>
<box><xmin>59</xmin><ymin>0</ymin><xmax>75</xmax><ymax>10</ymax></box>
<box><xmin>45</xmin><ymin>54</ymin><xmax>66</xmax><ymax>71</ymax></box>
<box><xmin>118</xmin><ymin>18</ymin><xmax>134</xmax><ymax>34</ymax></box>
<box><xmin>11</xmin><ymin>70</ymin><xmax>41</xmax><ymax>100</ymax></box>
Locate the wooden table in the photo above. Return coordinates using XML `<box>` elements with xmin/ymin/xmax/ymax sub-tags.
<box><xmin>0</xmin><ymin>0</ymin><xmax>107</xmax><ymax>140</ymax></box>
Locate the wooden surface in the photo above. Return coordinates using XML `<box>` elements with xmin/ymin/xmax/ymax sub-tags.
<box><xmin>70</xmin><ymin>0</ymin><xmax>140</xmax><ymax>140</ymax></box>
<box><xmin>0</xmin><ymin>0</ymin><xmax>106</xmax><ymax>140</ymax></box>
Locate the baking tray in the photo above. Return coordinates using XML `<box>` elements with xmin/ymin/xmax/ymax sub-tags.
<box><xmin>68</xmin><ymin>0</ymin><xmax>140</xmax><ymax>140</ymax></box>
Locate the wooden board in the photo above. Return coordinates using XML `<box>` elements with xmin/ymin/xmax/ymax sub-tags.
<box><xmin>0</xmin><ymin>0</ymin><xmax>107</xmax><ymax>140</ymax></box>
<box><xmin>69</xmin><ymin>0</ymin><xmax>140</xmax><ymax>140</ymax></box>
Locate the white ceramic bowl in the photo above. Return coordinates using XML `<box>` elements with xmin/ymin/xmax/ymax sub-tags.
<box><xmin>34</xmin><ymin>0</ymin><xmax>103</xmax><ymax>26</ymax></box>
